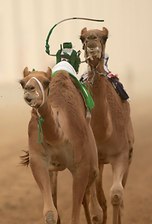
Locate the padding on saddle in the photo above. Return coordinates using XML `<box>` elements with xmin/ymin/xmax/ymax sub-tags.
<box><xmin>108</xmin><ymin>76</ymin><xmax>129</xmax><ymax>100</ymax></box>
<box><xmin>52</xmin><ymin>61</ymin><xmax>94</xmax><ymax>111</ymax></box>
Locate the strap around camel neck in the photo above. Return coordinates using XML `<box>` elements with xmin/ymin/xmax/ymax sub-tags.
<box><xmin>29</xmin><ymin>77</ymin><xmax>45</xmax><ymax>107</ymax></box>
<box><xmin>37</xmin><ymin>115</ymin><xmax>44</xmax><ymax>144</ymax></box>
<box><xmin>34</xmin><ymin>109</ymin><xmax>44</xmax><ymax>144</ymax></box>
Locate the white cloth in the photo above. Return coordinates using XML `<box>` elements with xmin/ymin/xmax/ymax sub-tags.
<box><xmin>52</xmin><ymin>61</ymin><xmax>77</xmax><ymax>78</ymax></box>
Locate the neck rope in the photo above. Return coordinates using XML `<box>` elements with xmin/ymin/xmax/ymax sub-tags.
<box><xmin>85</xmin><ymin>57</ymin><xmax>106</xmax><ymax>85</ymax></box>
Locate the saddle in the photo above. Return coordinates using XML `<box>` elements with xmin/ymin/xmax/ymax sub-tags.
<box><xmin>80</xmin><ymin>71</ymin><xmax>129</xmax><ymax>101</ymax></box>
<box><xmin>52</xmin><ymin>61</ymin><xmax>95</xmax><ymax>111</ymax></box>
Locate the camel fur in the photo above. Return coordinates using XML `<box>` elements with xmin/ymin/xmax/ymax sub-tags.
<box><xmin>19</xmin><ymin>67</ymin><xmax>102</xmax><ymax>224</ymax></box>
<box><xmin>80</xmin><ymin>27</ymin><xmax>134</xmax><ymax>224</ymax></box>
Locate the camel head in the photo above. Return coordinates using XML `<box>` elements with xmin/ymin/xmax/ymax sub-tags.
<box><xmin>19</xmin><ymin>67</ymin><xmax>52</xmax><ymax>108</ymax></box>
<box><xmin>80</xmin><ymin>27</ymin><xmax>108</xmax><ymax>65</ymax></box>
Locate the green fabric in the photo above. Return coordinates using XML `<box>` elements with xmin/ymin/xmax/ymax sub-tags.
<box><xmin>63</xmin><ymin>42</ymin><xmax>72</xmax><ymax>48</ymax></box>
<box><xmin>70</xmin><ymin>74</ymin><xmax>94</xmax><ymax>111</ymax></box>
<box><xmin>56</xmin><ymin>43</ymin><xmax>81</xmax><ymax>73</ymax></box>
<box><xmin>52</xmin><ymin>72</ymin><xmax>94</xmax><ymax>111</ymax></box>
<box><xmin>38</xmin><ymin>116</ymin><xmax>44</xmax><ymax>144</ymax></box>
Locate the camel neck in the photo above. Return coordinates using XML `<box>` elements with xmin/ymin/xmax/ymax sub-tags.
<box><xmin>36</xmin><ymin>103</ymin><xmax>61</xmax><ymax>143</ymax></box>
<box><xmin>93</xmin><ymin>78</ymin><xmax>112</xmax><ymax>142</ymax></box>
<box><xmin>88</xmin><ymin>63</ymin><xmax>110</xmax><ymax>141</ymax></box>
<box><xmin>88</xmin><ymin>58</ymin><xmax>105</xmax><ymax>74</ymax></box>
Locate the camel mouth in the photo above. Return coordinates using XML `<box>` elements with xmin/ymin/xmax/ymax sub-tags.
<box><xmin>24</xmin><ymin>96</ymin><xmax>37</xmax><ymax>107</ymax></box>
<box><xmin>25</xmin><ymin>97</ymin><xmax>32</xmax><ymax>103</ymax></box>
<box><xmin>86</xmin><ymin>47</ymin><xmax>101</xmax><ymax>60</ymax></box>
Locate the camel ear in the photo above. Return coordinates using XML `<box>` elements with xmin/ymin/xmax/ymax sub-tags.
<box><xmin>45</xmin><ymin>67</ymin><xmax>52</xmax><ymax>80</ymax></box>
<box><xmin>23</xmin><ymin>67</ymin><xmax>30</xmax><ymax>77</ymax></box>
<box><xmin>80</xmin><ymin>27</ymin><xmax>87</xmax><ymax>42</ymax></box>
<box><xmin>81</xmin><ymin>27</ymin><xmax>87</xmax><ymax>35</ymax></box>
<box><xmin>102</xmin><ymin>27</ymin><xmax>109</xmax><ymax>43</ymax></box>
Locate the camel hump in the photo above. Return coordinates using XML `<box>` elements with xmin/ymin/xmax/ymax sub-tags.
<box><xmin>52</xmin><ymin>61</ymin><xmax>94</xmax><ymax>111</ymax></box>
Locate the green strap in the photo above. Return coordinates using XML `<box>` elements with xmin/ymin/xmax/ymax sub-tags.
<box><xmin>38</xmin><ymin>116</ymin><xmax>44</xmax><ymax>144</ymax></box>
<box><xmin>70</xmin><ymin>74</ymin><xmax>95</xmax><ymax>111</ymax></box>
<box><xmin>45</xmin><ymin>17</ymin><xmax>104</xmax><ymax>55</ymax></box>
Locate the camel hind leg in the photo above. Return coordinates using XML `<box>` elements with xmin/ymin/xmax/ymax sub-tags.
<box><xmin>96</xmin><ymin>164</ymin><xmax>107</xmax><ymax>224</ymax></box>
<box><xmin>82</xmin><ymin>174</ymin><xmax>104</xmax><ymax>224</ymax></box>
<box><xmin>72</xmin><ymin>164</ymin><xmax>90</xmax><ymax>224</ymax></box>
<box><xmin>72</xmin><ymin>163</ymin><xmax>100</xmax><ymax>224</ymax></box>
<box><xmin>82</xmin><ymin>190</ymin><xmax>92</xmax><ymax>224</ymax></box>
<box><xmin>49</xmin><ymin>171</ymin><xmax>60</xmax><ymax>224</ymax></box>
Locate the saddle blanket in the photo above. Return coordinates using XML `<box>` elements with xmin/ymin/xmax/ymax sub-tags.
<box><xmin>52</xmin><ymin>61</ymin><xmax>95</xmax><ymax>110</ymax></box>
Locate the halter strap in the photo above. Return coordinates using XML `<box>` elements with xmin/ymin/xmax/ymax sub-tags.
<box><xmin>27</xmin><ymin>77</ymin><xmax>45</xmax><ymax>107</ymax></box>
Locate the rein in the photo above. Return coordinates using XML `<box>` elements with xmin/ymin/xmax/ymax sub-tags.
<box><xmin>87</xmin><ymin>59</ymin><xmax>107</xmax><ymax>85</ymax></box>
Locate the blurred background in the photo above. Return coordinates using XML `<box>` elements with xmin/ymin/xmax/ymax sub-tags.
<box><xmin>0</xmin><ymin>0</ymin><xmax>152</xmax><ymax>224</ymax></box>
<box><xmin>0</xmin><ymin>0</ymin><xmax>152</xmax><ymax>97</ymax></box>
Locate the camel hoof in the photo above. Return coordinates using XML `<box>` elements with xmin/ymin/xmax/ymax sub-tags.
<box><xmin>45</xmin><ymin>211</ymin><xmax>56</xmax><ymax>224</ymax></box>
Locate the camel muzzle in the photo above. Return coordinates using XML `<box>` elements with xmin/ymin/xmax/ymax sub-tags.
<box><xmin>24</xmin><ymin>93</ymin><xmax>37</xmax><ymax>107</ymax></box>
<box><xmin>86</xmin><ymin>46</ymin><xmax>101</xmax><ymax>60</ymax></box>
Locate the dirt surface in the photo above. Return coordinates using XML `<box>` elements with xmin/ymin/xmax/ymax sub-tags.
<box><xmin>0</xmin><ymin>84</ymin><xmax>152</xmax><ymax>224</ymax></box>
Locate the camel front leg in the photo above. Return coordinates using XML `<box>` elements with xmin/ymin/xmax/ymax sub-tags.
<box><xmin>110</xmin><ymin>155</ymin><xmax>129</xmax><ymax>224</ymax></box>
<box><xmin>30</xmin><ymin>153</ymin><xmax>58</xmax><ymax>224</ymax></box>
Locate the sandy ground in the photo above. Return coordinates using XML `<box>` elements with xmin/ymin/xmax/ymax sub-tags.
<box><xmin>0</xmin><ymin>83</ymin><xmax>152</xmax><ymax>224</ymax></box>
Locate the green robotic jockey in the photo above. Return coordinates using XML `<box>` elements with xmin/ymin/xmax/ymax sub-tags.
<box><xmin>56</xmin><ymin>42</ymin><xmax>81</xmax><ymax>73</ymax></box>
<box><xmin>53</xmin><ymin>42</ymin><xmax>94</xmax><ymax>112</ymax></box>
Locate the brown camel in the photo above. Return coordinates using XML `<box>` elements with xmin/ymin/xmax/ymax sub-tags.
<box><xmin>19</xmin><ymin>65</ymin><xmax>102</xmax><ymax>224</ymax></box>
<box><xmin>80</xmin><ymin>27</ymin><xmax>134</xmax><ymax>224</ymax></box>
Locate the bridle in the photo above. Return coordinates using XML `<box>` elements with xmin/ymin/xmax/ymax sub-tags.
<box><xmin>26</xmin><ymin>77</ymin><xmax>46</xmax><ymax>108</ymax></box>
<box><xmin>87</xmin><ymin>62</ymin><xmax>107</xmax><ymax>85</ymax></box>
<box><xmin>25</xmin><ymin>77</ymin><xmax>49</xmax><ymax>143</ymax></box>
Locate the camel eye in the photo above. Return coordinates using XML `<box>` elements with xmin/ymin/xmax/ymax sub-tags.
<box><xmin>24</xmin><ymin>85</ymin><xmax>35</xmax><ymax>91</ymax></box>
<box><xmin>87</xmin><ymin>35</ymin><xmax>98</xmax><ymax>40</ymax></box>
<box><xmin>29</xmin><ymin>86</ymin><xmax>35</xmax><ymax>90</ymax></box>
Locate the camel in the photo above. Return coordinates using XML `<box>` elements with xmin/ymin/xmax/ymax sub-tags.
<box><xmin>80</xmin><ymin>27</ymin><xmax>134</xmax><ymax>224</ymax></box>
<box><xmin>19</xmin><ymin>63</ymin><xmax>103</xmax><ymax>224</ymax></box>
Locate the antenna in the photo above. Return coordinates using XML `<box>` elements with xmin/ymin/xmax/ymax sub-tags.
<box><xmin>45</xmin><ymin>17</ymin><xmax>104</xmax><ymax>56</ymax></box>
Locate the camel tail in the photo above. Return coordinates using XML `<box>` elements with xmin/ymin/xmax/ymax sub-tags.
<box><xmin>20</xmin><ymin>150</ymin><xmax>29</xmax><ymax>167</ymax></box>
